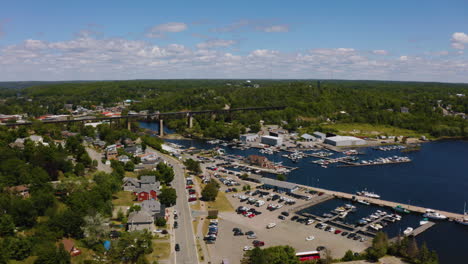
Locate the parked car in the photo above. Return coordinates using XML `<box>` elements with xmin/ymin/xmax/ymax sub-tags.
<box><xmin>253</xmin><ymin>240</ymin><xmax>265</xmax><ymax>247</ymax></box>
<box><xmin>175</xmin><ymin>244</ymin><xmax>180</xmax><ymax>251</ymax></box>
<box><xmin>174</xmin><ymin>222</ymin><xmax>178</xmax><ymax>228</ymax></box>
<box><xmin>278</xmin><ymin>215</ymin><xmax>286</xmax><ymax>220</ymax></box>
<box><xmin>281</xmin><ymin>211</ymin><xmax>290</xmax><ymax>217</ymax></box>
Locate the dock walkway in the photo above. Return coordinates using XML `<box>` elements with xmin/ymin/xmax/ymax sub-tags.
<box><xmin>288</xmin><ymin>194</ymin><xmax>333</xmax><ymax>213</ymax></box>
<box><xmin>304</xmin><ymin>186</ymin><xmax>464</xmax><ymax>220</ymax></box>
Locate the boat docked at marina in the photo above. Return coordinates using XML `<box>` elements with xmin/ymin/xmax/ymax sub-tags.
<box><xmin>420</xmin><ymin>218</ymin><xmax>429</xmax><ymax>225</ymax></box>
<box><xmin>403</xmin><ymin>227</ymin><xmax>414</xmax><ymax>236</ymax></box>
<box><xmin>356</xmin><ymin>190</ymin><xmax>381</xmax><ymax>199</ymax></box>
<box><xmin>357</xmin><ymin>199</ymin><xmax>370</xmax><ymax>205</ymax></box>
<box><xmin>394</xmin><ymin>205</ymin><xmax>411</xmax><ymax>214</ymax></box>
<box><xmin>423</xmin><ymin>209</ymin><xmax>447</xmax><ymax>220</ymax></box>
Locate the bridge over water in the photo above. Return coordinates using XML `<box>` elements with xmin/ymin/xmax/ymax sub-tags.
<box><xmin>3</xmin><ymin>106</ymin><xmax>286</xmax><ymax>135</ymax></box>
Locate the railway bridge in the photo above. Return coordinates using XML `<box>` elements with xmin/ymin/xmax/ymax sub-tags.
<box><xmin>3</xmin><ymin>106</ymin><xmax>286</xmax><ymax>136</ymax></box>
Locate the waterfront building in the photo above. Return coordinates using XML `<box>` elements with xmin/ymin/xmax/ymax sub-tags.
<box><xmin>261</xmin><ymin>135</ymin><xmax>283</xmax><ymax>146</ymax></box>
<box><xmin>240</xmin><ymin>133</ymin><xmax>259</xmax><ymax>142</ymax></box>
<box><xmin>324</xmin><ymin>135</ymin><xmax>366</xmax><ymax>146</ymax></box>
<box><xmin>313</xmin><ymin>131</ymin><xmax>327</xmax><ymax>140</ymax></box>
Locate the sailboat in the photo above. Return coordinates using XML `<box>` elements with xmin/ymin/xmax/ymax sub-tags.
<box><xmin>455</xmin><ymin>202</ymin><xmax>468</xmax><ymax>226</ymax></box>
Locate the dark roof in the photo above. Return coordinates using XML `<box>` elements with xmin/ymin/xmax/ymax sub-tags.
<box><xmin>61</xmin><ymin>239</ymin><xmax>75</xmax><ymax>252</ymax></box>
<box><xmin>140</xmin><ymin>176</ymin><xmax>156</xmax><ymax>184</ymax></box>
<box><xmin>128</xmin><ymin>210</ymin><xmax>153</xmax><ymax>223</ymax></box>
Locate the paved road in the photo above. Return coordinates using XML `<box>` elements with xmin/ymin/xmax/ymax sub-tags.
<box><xmin>155</xmin><ymin>151</ymin><xmax>199</xmax><ymax>264</ymax></box>
<box><xmin>85</xmin><ymin>146</ymin><xmax>112</xmax><ymax>173</ymax></box>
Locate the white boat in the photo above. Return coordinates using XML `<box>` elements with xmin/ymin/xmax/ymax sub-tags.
<box><xmin>403</xmin><ymin>227</ymin><xmax>414</xmax><ymax>236</ymax></box>
<box><xmin>357</xmin><ymin>190</ymin><xmax>381</xmax><ymax>199</ymax></box>
<box><xmin>419</xmin><ymin>218</ymin><xmax>429</xmax><ymax>225</ymax></box>
<box><xmin>338</xmin><ymin>212</ymin><xmax>348</xmax><ymax>219</ymax></box>
<box><xmin>357</xmin><ymin>199</ymin><xmax>370</xmax><ymax>205</ymax></box>
<box><xmin>423</xmin><ymin>209</ymin><xmax>447</xmax><ymax>220</ymax></box>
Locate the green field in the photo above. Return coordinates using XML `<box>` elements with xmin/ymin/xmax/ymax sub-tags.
<box><xmin>112</xmin><ymin>191</ymin><xmax>135</xmax><ymax>206</ymax></box>
<box><xmin>322</xmin><ymin>123</ymin><xmax>430</xmax><ymax>138</ymax></box>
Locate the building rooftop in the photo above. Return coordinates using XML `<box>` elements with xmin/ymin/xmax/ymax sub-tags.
<box><xmin>260</xmin><ymin>177</ymin><xmax>299</xmax><ymax>190</ymax></box>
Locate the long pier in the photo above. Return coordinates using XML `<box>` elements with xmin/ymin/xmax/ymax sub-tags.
<box><xmin>287</xmin><ymin>194</ymin><xmax>333</xmax><ymax>213</ymax></box>
<box><xmin>305</xmin><ymin>186</ymin><xmax>464</xmax><ymax>220</ymax></box>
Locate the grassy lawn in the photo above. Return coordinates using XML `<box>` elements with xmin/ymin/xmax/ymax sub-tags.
<box><xmin>124</xmin><ymin>171</ymin><xmax>138</xmax><ymax>178</ymax></box>
<box><xmin>206</xmin><ymin>190</ymin><xmax>234</xmax><ymax>212</ymax></box>
<box><xmin>146</xmin><ymin>241</ymin><xmax>171</xmax><ymax>261</ymax></box>
<box><xmin>112</xmin><ymin>191</ymin><xmax>135</xmax><ymax>206</ymax></box>
<box><xmin>322</xmin><ymin>123</ymin><xmax>429</xmax><ymax>138</ymax></box>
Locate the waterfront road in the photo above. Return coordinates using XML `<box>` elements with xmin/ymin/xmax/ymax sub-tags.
<box><xmin>155</xmin><ymin>150</ymin><xmax>199</xmax><ymax>264</ymax></box>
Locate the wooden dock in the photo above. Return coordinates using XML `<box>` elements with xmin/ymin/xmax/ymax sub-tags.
<box><xmin>304</xmin><ymin>186</ymin><xmax>465</xmax><ymax>220</ymax></box>
<box><xmin>288</xmin><ymin>194</ymin><xmax>333</xmax><ymax>213</ymax></box>
<box><xmin>390</xmin><ymin>222</ymin><xmax>436</xmax><ymax>242</ymax></box>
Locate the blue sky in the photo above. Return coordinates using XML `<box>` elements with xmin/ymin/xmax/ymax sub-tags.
<box><xmin>1</xmin><ymin>0</ymin><xmax>468</xmax><ymax>82</ymax></box>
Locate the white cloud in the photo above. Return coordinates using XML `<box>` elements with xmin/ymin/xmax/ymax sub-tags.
<box><xmin>146</xmin><ymin>22</ymin><xmax>187</xmax><ymax>38</ymax></box>
<box><xmin>261</xmin><ymin>25</ymin><xmax>289</xmax><ymax>33</ymax></box>
<box><xmin>196</xmin><ymin>39</ymin><xmax>236</xmax><ymax>49</ymax></box>
<box><xmin>1</xmin><ymin>35</ymin><xmax>467</xmax><ymax>82</ymax></box>
<box><xmin>372</xmin><ymin>49</ymin><xmax>388</xmax><ymax>55</ymax></box>
<box><xmin>451</xmin><ymin>32</ymin><xmax>468</xmax><ymax>50</ymax></box>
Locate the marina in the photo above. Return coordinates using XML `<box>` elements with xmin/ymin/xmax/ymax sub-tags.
<box><xmin>139</xmin><ymin>122</ymin><xmax>468</xmax><ymax>264</ymax></box>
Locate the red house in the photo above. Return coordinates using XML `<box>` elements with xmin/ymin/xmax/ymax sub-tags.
<box><xmin>135</xmin><ymin>190</ymin><xmax>158</xmax><ymax>201</ymax></box>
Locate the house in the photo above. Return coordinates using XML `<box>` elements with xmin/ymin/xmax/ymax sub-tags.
<box><xmin>247</xmin><ymin>155</ymin><xmax>274</xmax><ymax>169</ymax></box>
<box><xmin>401</xmin><ymin>107</ymin><xmax>409</xmax><ymax>113</ymax></box>
<box><xmin>141</xmin><ymin>200</ymin><xmax>165</xmax><ymax>219</ymax></box>
<box><xmin>127</xmin><ymin>211</ymin><xmax>153</xmax><ymax>231</ymax></box>
<box><xmin>122</xmin><ymin>177</ymin><xmax>140</xmax><ymax>191</ymax></box>
<box><xmin>118</xmin><ymin>155</ymin><xmax>131</xmax><ymax>163</ymax></box>
<box><xmin>61</xmin><ymin>239</ymin><xmax>81</xmax><ymax>256</ymax></box>
<box><xmin>125</xmin><ymin>145</ymin><xmax>143</xmax><ymax>156</ymax></box>
<box><xmin>106</xmin><ymin>148</ymin><xmax>118</xmax><ymax>160</ymax></box>
<box><xmin>9</xmin><ymin>138</ymin><xmax>25</xmax><ymax>149</ymax></box>
<box><xmin>5</xmin><ymin>185</ymin><xmax>30</xmax><ymax>198</ymax></box>
<box><xmin>29</xmin><ymin>135</ymin><xmax>49</xmax><ymax>146</ymax></box>
<box><xmin>122</xmin><ymin>176</ymin><xmax>160</xmax><ymax>201</ymax></box>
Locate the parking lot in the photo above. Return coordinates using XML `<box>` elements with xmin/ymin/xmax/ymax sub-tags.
<box><xmin>202</xmin><ymin>183</ymin><xmax>368</xmax><ymax>264</ymax></box>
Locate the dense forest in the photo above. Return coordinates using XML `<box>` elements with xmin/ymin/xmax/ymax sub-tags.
<box><xmin>1</xmin><ymin>79</ymin><xmax>467</xmax><ymax>138</ymax></box>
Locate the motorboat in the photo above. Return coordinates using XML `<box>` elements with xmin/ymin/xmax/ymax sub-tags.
<box><xmin>419</xmin><ymin>218</ymin><xmax>429</xmax><ymax>225</ymax></box>
<box><xmin>394</xmin><ymin>205</ymin><xmax>410</xmax><ymax>214</ymax></box>
<box><xmin>357</xmin><ymin>199</ymin><xmax>370</xmax><ymax>205</ymax></box>
<box><xmin>335</xmin><ymin>207</ymin><xmax>346</xmax><ymax>212</ymax></box>
<box><xmin>423</xmin><ymin>209</ymin><xmax>447</xmax><ymax>220</ymax></box>
<box><xmin>338</xmin><ymin>212</ymin><xmax>348</xmax><ymax>219</ymax></box>
<box><xmin>403</xmin><ymin>227</ymin><xmax>414</xmax><ymax>236</ymax></box>
<box><xmin>357</xmin><ymin>190</ymin><xmax>381</xmax><ymax>199</ymax></box>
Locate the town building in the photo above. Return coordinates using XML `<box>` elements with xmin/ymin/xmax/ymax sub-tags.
<box><xmin>260</xmin><ymin>135</ymin><xmax>283</xmax><ymax>146</ymax></box>
<box><xmin>127</xmin><ymin>210</ymin><xmax>153</xmax><ymax>231</ymax></box>
<box><xmin>324</xmin><ymin>135</ymin><xmax>366</xmax><ymax>147</ymax></box>
<box><xmin>260</xmin><ymin>178</ymin><xmax>299</xmax><ymax>193</ymax></box>
<box><xmin>141</xmin><ymin>200</ymin><xmax>165</xmax><ymax>219</ymax></box>
<box><xmin>122</xmin><ymin>176</ymin><xmax>160</xmax><ymax>201</ymax></box>
<box><xmin>240</xmin><ymin>133</ymin><xmax>259</xmax><ymax>142</ymax></box>
<box><xmin>247</xmin><ymin>155</ymin><xmax>274</xmax><ymax>169</ymax></box>
<box><xmin>313</xmin><ymin>131</ymin><xmax>327</xmax><ymax>140</ymax></box>
<box><xmin>301</xmin><ymin>133</ymin><xmax>316</xmax><ymax>142</ymax></box>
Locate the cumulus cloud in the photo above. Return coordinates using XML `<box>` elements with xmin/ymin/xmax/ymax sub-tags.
<box><xmin>0</xmin><ymin>34</ymin><xmax>467</xmax><ymax>82</ymax></box>
<box><xmin>372</xmin><ymin>50</ymin><xmax>388</xmax><ymax>55</ymax></box>
<box><xmin>451</xmin><ymin>32</ymin><xmax>468</xmax><ymax>49</ymax></box>
<box><xmin>196</xmin><ymin>39</ymin><xmax>236</xmax><ymax>49</ymax></box>
<box><xmin>146</xmin><ymin>22</ymin><xmax>187</xmax><ymax>38</ymax></box>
